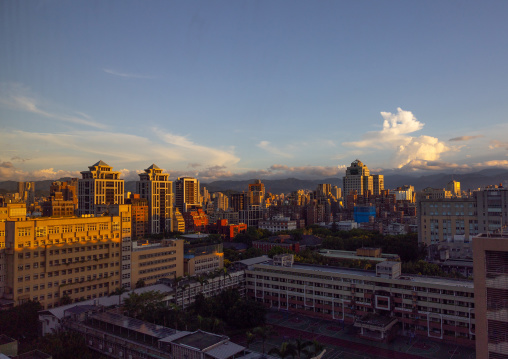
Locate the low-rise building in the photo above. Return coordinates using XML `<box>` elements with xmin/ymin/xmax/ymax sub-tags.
<box><xmin>131</xmin><ymin>239</ymin><xmax>184</xmax><ymax>286</ymax></box>
<box><xmin>245</xmin><ymin>255</ymin><xmax>475</xmax><ymax>346</ymax></box>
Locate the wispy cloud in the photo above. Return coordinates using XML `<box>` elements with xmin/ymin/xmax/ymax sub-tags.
<box><xmin>449</xmin><ymin>135</ymin><xmax>483</xmax><ymax>142</ymax></box>
<box><xmin>257</xmin><ymin>141</ymin><xmax>292</xmax><ymax>158</ymax></box>
<box><xmin>103</xmin><ymin>68</ymin><xmax>155</xmax><ymax>79</ymax></box>
<box><xmin>155</xmin><ymin>129</ymin><xmax>240</xmax><ymax>167</ymax></box>
<box><xmin>0</xmin><ymin>83</ymin><xmax>107</xmax><ymax>129</ymax></box>
<box><xmin>489</xmin><ymin>140</ymin><xmax>508</xmax><ymax>151</ymax></box>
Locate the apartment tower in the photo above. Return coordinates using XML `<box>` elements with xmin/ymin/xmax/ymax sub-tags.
<box><xmin>78</xmin><ymin>161</ymin><xmax>124</xmax><ymax>215</ymax></box>
<box><xmin>174</xmin><ymin>177</ymin><xmax>200</xmax><ymax>213</ymax></box>
<box><xmin>136</xmin><ymin>164</ymin><xmax>173</xmax><ymax>235</ymax></box>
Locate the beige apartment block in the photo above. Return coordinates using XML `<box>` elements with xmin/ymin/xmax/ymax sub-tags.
<box><xmin>418</xmin><ymin>197</ymin><xmax>478</xmax><ymax>246</ymax></box>
<box><xmin>2</xmin><ymin>211</ymin><xmax>131</xmax><ymax>309</ymax></box>
<box><xmin>78</xmin><ymin>161</ymin><xmax>125</xmax><ymax>216</ymax></box>
<box><xmin>136</xmin><ymin>164</ymin><xmax>173</xmax><ymax>235</ymax></box>
<box><xmin>131</xmin><ymin>239</ymin><xmax>184</xmax><ymax>286</ymax></box>
<box><xmin>473</xmin><ymin>234</ymin><xmax>508</xmax><ymax>359</ymax></box>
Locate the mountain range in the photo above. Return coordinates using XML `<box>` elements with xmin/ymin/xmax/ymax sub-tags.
<box><xmin>1</xmin><ymin>168</ymin><xmax>507</xmax><ymax>196</ymax></box>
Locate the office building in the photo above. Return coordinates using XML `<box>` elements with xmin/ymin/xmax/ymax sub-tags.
<box><xmin>125</xmin><ymin>194</ymin><xmax>149</xmax><ymax>240</ymax></box>
<box><xmin>136</xmin><ymin>164</ymin><xmax>173</xmax><ymax>235</ymax></box>
<box><xmin>343</xmin><ymin>160</ymin><xmax>383</xmax><ymax>206</ymax></box>
<box><xmin>130</xmin><ymin>239</ymin><xmax>183</xmax><ymax>286</ymax></box>
<box><xmin>78</xmin><ymin>161</ymin><xmax>124</xmax><ymax>215</ymax></box>
<box><xmin>2</xmin><ymin>206</ymin><xmax>131</xmax><ymax>309</ymax></box>
<box><xmin>174</xmin><ymin>177</ymin><xmax>200</xmax><ymax>213</ymax></box>
<box><xmin>418</xmin><ymin>197</ymin><xmax>478</xmax><ymax>246</ymax></box>
<box><xmin>473</xmin><ymin>233</ymin><xmax>508</xmax><ymax>359</ymax></box>
<box><xmin>248</xmin><ymin>179</ymin><xmax>265</xmax><ymax>206</ymax></box>
<box><xmin>475</xmin><ymin>185</ymin><xmax>508</xmax><ymax>235</ymax></box>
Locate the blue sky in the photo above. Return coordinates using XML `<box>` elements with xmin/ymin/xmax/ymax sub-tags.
<box><xmin>1</xmin><ymin>1</ymin><xmax>508</xmax><ymax>182</ymax></box>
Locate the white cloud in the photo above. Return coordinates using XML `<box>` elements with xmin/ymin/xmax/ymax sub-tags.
<box><xmin>0</xmin><ymin>83</ymin><xmax>107</xmax><ymax>129</ymax></box>
<box><xmin>156</xmin><ymin>129</ymin><xmax>240</xmax><ymax>167</ymax></box>
<box><xmin>103</xmin><ymin>68</ymin><xmax>155</xmax><ymax>79</ymax></box>
<box><xmin>343</xmin><ymin>108</ymin><xmax>454</xmax><ymax>168</ymax></box>
<box><xmin>489</xmin><ymin>140</ymin><xmax>508</xmax><ymax>151</ymax></box>
<box><xmin>395</xmin><ymin>135</ymin><xmax>452</xmax><ymax>168</ymax></box>
<box><xmin>343</xmin><ymin>108</ymin><xmax>424</xmax><ymax>149</ymax></box>
<box><xmin>257</xmin><ymin>141</ymin><xmax>292</xmax><ymax>158</ymax></box>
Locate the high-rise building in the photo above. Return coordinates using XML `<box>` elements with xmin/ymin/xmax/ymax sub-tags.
<box><xmin>342</xmin><ymin>160</ymin><xmax>383</xmax><ymax>206</ymax></box>
<box><xmin>174</xmin><ymin>177</ymin><xmax>200</xmax><ymax>213</ymax></box>
<box><xmin>17</xmin><ymin>182</ymin><xmax>35</xmax><ymax>205</ymax></box>
<box><xmin>473</xmin><ymin>233</ymin><xmax>508</xmax><ymax>359</ymax></box>
<box><xmin>50</xmin><ymin>179</ymin><xmax>78</xmax><ymax>210</ymax></box>
<box><xmin>248</xmin><ymin>179</ymin><xmax>265</xmax><ymax>206</ymax></box>
<box><xmin>78</xmin><ymin>161</ymin><xmax>124</xmax><ymax>215</ymax></box>
<box><xmin>446</xmin><ymin>180</ymin><xmax>461</xmax><ymax>197</ymax></box>
<box><xmin>475</xmin><ymin>185</ymin><xmax>508</xmax><ymax>235</ymax></box>
<box><xmin>126</xmin><ymin>194</ymin><xmax>149</xmax><ymax>240</ymax></box>
<box><xmin>136</xmin><ymin>164</ymin><xmax>173</xmax><ymax>235</ymax></box>
<box><xmin>372</xmin><ymin>174</ymin><xmax>384</xmax><ymax>196</ymax></box>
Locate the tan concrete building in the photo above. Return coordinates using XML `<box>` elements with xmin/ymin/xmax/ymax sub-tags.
<box><xmin>136</xmin><ymin>164</ymin><xmax>173</xmax><ymax>235</ymax></box>
<box><xmin>2</xmin><ymin>208</ymin><xmax>131</xmax><ymax>309</ymax></box>
<box><xmin>174</xmin><ymin>177</ymin><xmax>200</xmax><ymax>213</ymax></box>
<box><xmin>418</xmin><ymin>197</ymin><xmax>478</xmax><ymax>246</ymax></box>
<box><xmin>130</xmin><ymin>239</ymin><xmax>184</xmax><ymax>286</ymax></box>
<box><xmin>78</xmin><ymin>161</ymin><xmax>125</xmax><ymax>215</ymax></box>
<box><xmin>473</xmin><ymin>233</ymin><xmax>508</xmax><ymax>359</ymax></box>
<box><xmin>246</xmin><ymin>255</ymin><xmax>475</xmax><ymax>346</ymax></box>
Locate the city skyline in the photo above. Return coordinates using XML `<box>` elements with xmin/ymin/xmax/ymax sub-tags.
<box><xmin>1</xmin><ymin>1</ymin><xmax>508</xmax><ymax>182</ymax></box>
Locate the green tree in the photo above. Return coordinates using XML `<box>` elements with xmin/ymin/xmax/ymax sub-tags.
<box><xmin>293</xmin><ymin>337</ymin><xmax>311</xmax><ymax>358</ymax></box>
<box><xmin>253</xmin><ymin>325</ymin><xmax>275</xmax><ymax>356</ymax></box>
<box><xmin>109</xmin><ymin>286</ymin><xmax>128</xmax><ymax>306</ymax></box>
<box><xmin>269</xmin><ymin>342</ymin><xmax>297</xmax><ymax>359</ymax></box>
<box><xmin>135</xmin><ymin>279</ymin><xmax>146</xmax><ymax>288</ymax></box>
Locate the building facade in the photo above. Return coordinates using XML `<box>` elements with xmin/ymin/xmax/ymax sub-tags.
<box><xmin>245</xmin><ymin>256</ymin><xmax>475</xmax><ymax>346</ymax></box>
<box><xmin>136</xmin><ymin>164</ymin><xmax>173</xmax><ymax>235</ymax></box>
<box><xmin>473</xmin><ymin>233</ymin><xmax>508</xmax><ymax>359</ymax></box>
<box><xmin>78</xmin><ymin>161</ymin><xmax>124</xmax><ymax>215</ymax></box>
<box><xmin>2</xmin><ymin>208</ymin><xmax>131</xmax><ymax>309</ymax></box>
<box><xmin>174</xmin><ymin>177</ymin><xmax>200</xmax><ymax>213</ymax></box>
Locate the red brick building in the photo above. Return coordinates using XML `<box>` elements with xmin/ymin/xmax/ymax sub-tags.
<box><xmin>183</xmin><ymin>208</ymin><xmax>209</xmax><ymax>233</ymax></box>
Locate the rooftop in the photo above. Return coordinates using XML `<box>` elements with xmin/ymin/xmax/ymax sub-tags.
<box><xmin>0</xmin><ymin>334</ymin><xmax>15</xmax><ymax>345</ymax></box>
<box><xmin>173</xmin><ymin>330</ymin><xmax>225</xmax><ymax>351</ymax></box>
<box><xmin>255</xmin><ymin>262</ymin><xmax>474</xmax><ymax>288</ymax></box>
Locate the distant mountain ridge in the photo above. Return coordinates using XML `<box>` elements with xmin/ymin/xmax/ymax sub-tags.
<box><xmin>1</xmin><ymin>169</ymin><xmax>507</xmax><ymax>195</ymax></box>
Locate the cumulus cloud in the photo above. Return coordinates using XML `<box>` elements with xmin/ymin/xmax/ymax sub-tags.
<box><xmin>0</xmin><ymin>161</ymin><xmax>81</xmax><ymax>181</ymax></box>
<box><xmin>344</xmin><ymin>108</ymin><xmax>454</xmax><ymax>168</ymax></box>
<box><xmin>257</xmin><ymin>141</ymin><xmax>292</xmax><ymax>158</ymax></box>
<box><xmin>395</xmin><ymin>135</ymin><xmax>452</xmax><ymax>168</ymax></box>
<box><xmin>344</xmin><ymin>108</ymin><xmax>424</xmax><ymax>149</ymax></box>
<box><xmin>474</xmin><ymin>160</ymin><xmax>508</xmax><ymax>168</ymax></box>
<box><xmin>449</xmin><ymin>135</ymin><xmax>483</xmax><ymax>142</ymax></box>
<box><xmin>398</xmin><ymin>160</ymin><xmax>470</xmax><ymax>172</ymax></box>
<box><xmin>0</xmin><ymin>83</ymin><xmax>106</xmax><ymax>129</ymax></box>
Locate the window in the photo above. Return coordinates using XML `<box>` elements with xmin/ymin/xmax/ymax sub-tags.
<box><xmin>36</xmin><ymin>227</ymin><xmax>46</xmax><ymax>237</ymax></box>
<box><xmin>18</xmin><ymin>227</ymin><xmax>31</xmax><ymax>237</ymax></box>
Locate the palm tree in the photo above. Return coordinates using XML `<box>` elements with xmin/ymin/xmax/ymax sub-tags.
<box><xmin>246</xmin><ymin>331</ymin><xmax>256</xmax><ymax>349</ymax></box>
<box><xmin>109</xmin><ymin>286</ymin><xmax>128</xmax><ymax>306</ymax></box>
<box><xmin>293</xmin><ymin>337</ymin><xmax>311</xmax><ymax>359</ymax></box>
<box><xmin>305</xmin><ymin>340</ymin><xmax>325</xmax><ymax>359</ymax></box>
<box><xmin>253</xmin><ymin>325</ymin><xmax>275</xmax><ymax>356</ymax></box>
<box><xmin>268</xmin><ymin>342</ymin><xmax>297</xmax><ymax>359</ymax></box>
<box><xmin>197</xmin><ymin>274</ymin><xmax>210</xmax><ymax>297</ymax></box>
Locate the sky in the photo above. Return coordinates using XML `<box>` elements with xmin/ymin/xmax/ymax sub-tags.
<box><xmin>1</xmin><ymin>1</ymin><xmax>508</xmax><ymax>182</ymax></box>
